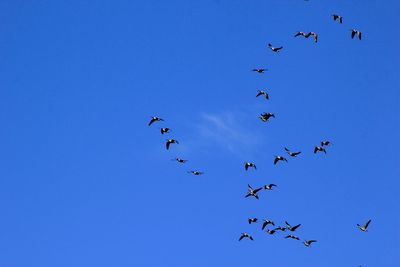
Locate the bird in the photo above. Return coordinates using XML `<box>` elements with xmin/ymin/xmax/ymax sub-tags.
<box><xmin>248</xmin><ymin>218</ymin><xmax>258</xmax><ymax>224</ymax></box>
<box><xmin>267</xmin><ymin>43</ymin><xmax>283</xmax><ymax>52</ymax></box>
<box><xmin>148</xmin><ymin>116</ymin><xmax>164</xmax><ymax>126</ymax></box>
<box><xmin>187</xmin><ymin>170</ymin><xmax>204</xmax><ymax>175</ymax></box>
<box><xmin>166</xmin><ymin>139</ymin><xmax>179</xmax><ymax>150</ymax></box>
<box><xmin>160</xmin><ymin>127</ymin><xmax>170</xmax><ymax>134</ymax></box>
<box><xmin>259</xmin><ymin>112</ymin><xmax>275</xmax><ymax>122</ymax></box>
<box><xmin>285</xmin><ymin>221</ymin><xmax>301</xmax><ymax>231</ymax></box>
<box><xmin>274</xmin><ymin>226</ymin><xmax>287</xmax><ymax>232</ymax></box>
<box><xmin>285</xmin><ymin>234</ymin><xmax>300</xmax><ymax>240</ymax></box>
<box><xmin>308</xmin><ymin>32</ymin><xmax>318</xmax><ymax>43</ymax></box>
<box><xmin>172</xmin><ymin>158</ymin><xmax>187</xmax><ymax>163</ymax></box>
<box><xmin>256</xmin><ymin>90</ymin><xmax>269</xmax><ymax>100</ymax></box>
<box><xmin>245</xmin><ymin>184</ymin><xmax>263</xmax><ymax>200</ymax></box>
<box><xmin>261</xmin><ymin>219</ymin><xmax>275</xmax><ymax>230</ymax></box>
<box><xmin>252</xmin><ymin>68</ymin><xmax>267</xmax><ymax>73</ymax></box>
<box><xmin>294</xmin><ymin>31</ymin><xmax>307</xmax><ymax>38</ymax></box>
<box><xmin>314</xmin><ymin>146</ymin><xmax>326</xmax><ymax>154</ymax></box>
<box><xmin>351</xmin><ymin>29</ymin><xmax>362</xmax><ymax>40</ymax></box>
<box><xmin>357</xmin><ymin>219</ymin><xmax>371</xmax><ymax>232</ymax></box>
<box><xmin>239</xmin><ymin>233</ymin><xmax>254</xmax><ymax>241</ymax></box>
<box><xmin>303</xmin><ymin>240</ymin><xmax>317</xmax><ymax>247</ymax></box>
<box><xmin>274</xmin><ymin>156</ymin><xmax>288</xmax><ymax>165</ymax></box>
<box><xmin>244</xmin><ymin>162</ymin><xmax>257</xmax><ymax>171</ymax></box>
<box><xmin>266</xmin><ymin>229</ymin><xmax>276</xmax><ymax>235</ymax></box>
<box><xmin>284</xmin><ymin>147</ymin><xmax>301</xmax><ymax>157</ymax></box>
<box><xmin>263</xmin><ymin>184</ymin><xmax>277</xmax><ymax>190</ymax></box>
<box><xmin>332</xmin><ymin>14</ymin><xmax>343</xmax><ymax>23</ymax></box>
<box><xmin>321</xmin><ymin>140</ymin><xmax>331</xmax><ymax>147</ymax></box>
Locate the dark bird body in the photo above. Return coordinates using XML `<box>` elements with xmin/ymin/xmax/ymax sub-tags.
<box><xmin>274</xmin><ymin>156</ymin><xmax>288</xmax><ymax>165</ymax></box>
<box><xmin>148</xmin><ymin>116</ymin><xmax>164</xmax><ymax>126</ymax></box>
<box><xmin>166</xmin><ymin>139</ymin><xmax>179</xmax><ymax>150</ymax></box>
<box><xmin>239</xmin><ymin>233</ymin><xmax>254</xmax><ymax>241</ymax></box>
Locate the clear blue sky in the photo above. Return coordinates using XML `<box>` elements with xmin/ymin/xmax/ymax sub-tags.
<box><xmin>0</xmin><ymin>1</ymin><xmax>399</xmax><ymax>266</ymax></box>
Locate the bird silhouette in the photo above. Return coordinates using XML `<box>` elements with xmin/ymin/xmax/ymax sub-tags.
<box><xmin>166</xmin><ymin>139</ymin><xmax>179</xmax><ymax>150</ymax></box>
<box><xmin>148</xmin><ymin>116</ymin><xmax>164</xmax><ymax>126</ymax></box>
<box><xmin>332</xmin><ymin>14</ymin><xmax>343</xmax><ymax>23</ymax></box>
<box><xmin>263</xmin><ymin>184</ymin><xmax>277</xmax><ymax>190</ymax></box>
<box><xmin>187</xmin><ymin>170</ymin><xmax>204</xmax><ymax>175</ymax></box>
<box><xmin>351</xmin><ymin>29</ymin><xmax>362</xmax><ymax>40</ymax></box>
<box><xmin>160</xmin><ymin>127</ymin><xmax>170</xmax><ymax>134</ymax></box>
<box><xmin>314</xmin><ymin>146</ymin><xmax>326</xmax><ymax>154</ymax></box>
<box><xmin>172</xmin><ymin>158</ymin><xmax>187</xmax><ymax>163</ymax></box>
<box><xmin>268</xmin><ymin>43</ymin><xmax>283</xmax><ymax>52</ymax></box>
<box><xmin>244</xmin><ymin>162</ymin><xmax>257</xmax><ymax>171</ymax></box>
<box><xmin>248</xmin><ymin>218</ymin><xmax>258</xmax><ymax>224</ymax></box>
<box><xmin>274</xmin><ymin>156</ymin><xmax>288</xmax><ymax>165</ymax></box>
<box><xmin>284</xmin><ymin>147</ymin><xmax>301</xmax><ymax>157</ymax></box>
<box><xmin>303</xmin><ymin>240</ymin><xmax>317</xmax><ymax>247</ymax></box>
<box><xmin>256</xmin><ymin>90</ymin><xmax>269</xmax><ymax>100</ymax></box>
<box><xmin>239</xmin><ymin>233</ymin><xmax>254</xmax><ymax>241</ymax></box>
<box><xmin>252</xmin><ymin>68</ymin><xmax>267</xmax><ymax>73</ymax></box>
<box><xmin>285</xmin><ymin>221</ymin><xmax>301</xmax><ymax>231</ymax></box>
<box><xmin>245</xmin><ymin>184</ymin><xmax>263</xmax><ymax>200</ymax></box>
<box><xmin>357</xmin><ymin>219</ymin><xmax>371</xmax><ymax>232</ymax></box>
<box><xmin>261</xmin><ymin>219</ymin><xmax>275</xmax><ymax>230</ymax></box>
<box><xmin>285</xmin><ymin>234</ymin><xmax>300</xmax><ymax>240</ymax></box>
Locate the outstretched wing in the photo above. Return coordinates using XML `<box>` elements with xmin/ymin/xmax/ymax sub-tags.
<box><xmin>166</xmin><ymin>141</ymin><xmax>171</xmax><ymax>150</ymax></box>
<box><xmin>358</xmin><ymin>31</ymin><xmax>362</xmax><ymax>40</ymax></box>
<box><xmin>292</xmin><ymin>151</ymin><xmax>301</xmax><ymax>156</ymax></box>
<box><xmin>365</xmin><ymin>219</ymin><xmax>371</xmax><ymax>229</ymax></box>
<box><xmin>148</xmin><ymin>118</ymin><xmax>156</xmax><ymax>126</ymax></box>
<box><xmin>351</xmin><ymin>31</ymin><xmax>356</xmax><ymax>39</ymax></box>
<box><xmin>274</xmin><ymin>157</ymin><xmax>279</xmax><ymax>165</ymax></box>
<box><xmin>262</xmin><ymin>221</ymin><xmax>268</xmax><ymax>230</ymax></box>
<box><xmin>291</xmin><ymin>224</ymin><xmax>301</xmax><ymax>231</ymax></box>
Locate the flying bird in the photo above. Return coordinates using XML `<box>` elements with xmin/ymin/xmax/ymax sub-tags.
<box><xmin>264</xmin><ymin>184</ymin><xmax>277</xmax><ymax>190</ymax></box>
<box><xmin>308</xmin><ymin>32</ymin><xmax>318</xmax><ymax>43</ymax></box>
<box><xmin>148</xmin><ymin>116</ymin><xmax>164</xmax><ymax>126</ymax></box>
<box><xmin>267</xmin><ymin>43</ymin><xmax>283</xmax><ymax>52</ymax></box>
<box><xmin>172</xmin><ymin>158</ymin><xmax>187</xmax><ymax>163</ymax></box>
<box><xmin>160</xmin><ymin>127</ymin><xmax>170</xmax><ymax>134</ymax></box>
<box><xmin>303</xmin><ymin>240</ymin><xmax>317</xmax><ymax>247</ymax></box>
<box><xmin>274</xmin><ymin>156</ymin><xmax>288</xmax><ymax>165</ymax></box>
<box><xmin>321</xmin><ymin>140</ymin><xmax>331</xmax><ymax>147</ymax></box>
<box><xmin>266</xmin><ymin>229</ymin><xmax>276</xmax><ymax>235</ymax></box>
<box><xmin>245</xmin><ymin>184</ymin><xmax>263</xmax><ymax>200</ymax></box>
<box><xmin>357</xmin><ymin>219</ymin><xmax>371</xmax><ymax>232</ymax></box>
<box><xmin>294</xmin><ymin>31</ymin><xmax>308</xmax><ymax>38</ymax></box>
<box><xmin>262</xmin><ymin>219</ymin><xmax>275</xmax><ymax>230</ymax></box>
<box><xmin>166</xmin><ymin>139</ymin><xmax>179</xmax><ymax>150</ymax></box>
<box><xmin>256</xmin><ymin>90</ymin><xmax>269</xmax><ymax>100</ymax></box>
<box><xmin>285</xmin><ymin>234</ymin><xmax>300</xmax><ymax>240</ymax></box>
<box><xmin>332</xmin><ymin>14</ymin><xmax>343</xmax><ymax>23</ymax></box>
<box><xmin>252</xmin><ymin>68</ymin><xmax>267</xmax><ymax>73</ymax></box>
<box><xmin>245</xmin><ymin>162</ymin><xmax>257</xmax><ymax>171</ymax></box>
<box><xmin>187</xmin><ymin>170</ymin><xmax>204</xmax><ymax>175</ymax></box>
<box><xmin>259</xmin><ymin>112</ymin><xmax>275</xmax><ymax>122</ymax></box>
<box><xmin>248</xmin><ymin>218</ymin><xmax>258</xmax><ymax>224</ymax></box>
<box><xmin>274</xmin><ymin>226</ymin><xmax>287</xmax><ymax>232</ymax></box>
<box><xmin>284</xmin><ymin>147</ymin><xmax>301</xmax><ymax>157</ymax></box>
<box><xmin>285</xmin><ymin>221</ymin><xmax>301</xmax><ymax>231</ymax></box>
<box><xmin>239</xmin><ymin>233</ymin><xmax>254</xmax><ymax>241</ymax></box>
<box><xmin>314</xmin><ymin>146</ymin><xmax>326</xmax><ymax>154</ymax></box>
<box><xmin>351</xmin><ymin>29</ymin><xmax>362</xmax><ymax>40</ymax></box>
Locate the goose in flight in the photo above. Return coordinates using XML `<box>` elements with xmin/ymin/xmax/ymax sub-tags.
<box><xmin>351</xmin><ymin>29</ymin><xmax>362</xmax><ymax>40</ymax></box>
<box><xmin>248</xmin><ymin>218</ymin><xmax>258</xmax><ymax>224</ymax></box>
<box><xmin>148</xmin><ymin>116</ymin><xmax>164</xmax><ymax>126</ymax></box>
<box><xmin>261</xmin><ymin>219</ymin><xmax>275</xmax><ymax>230</ymax></box>
<box><xmin>303</xmin><ymin>240</ymin><xmax>317</xmax><ymax>247</ymax></box>
<box><xmin>252</xmin><ymin>68</ymin><xmax>267</xmax><ymax>73</ymax></box>
<box><xmin>187</xmin><ymin>170</ymin><xmax>204</xmax><ymax>175</ymax></box>
<box><xmin>166</xmin><ymin>139</ymin><xmax>179</xmax><ymax>150</ymax></box>
<box><xmin>245</xmin><ymin>184</ymin><xmax>263</xmax><ymax>200</ymax></box>
<box><xmin>267</xmin><ymin>43</ymin><xmax>283</xmax><ymax>52</ymax></box>
<box><xmin>274</xmin><ymin>156</ymin><xmax>288</xmax><ymax>165</ymax></box>
<box><xmin>256</xmin><ymin>90</ymin><xmax>269</xmax><ymax>100</ymax></box>
<box><xmin>294</xmin><ymin>31</ymin><xmax>308</xmax><ymax>38</ymax></box>
<box><xmin>274</xmin><ymin>226</ymin><xmax>287</xmax><ymax>232</ymax></box>
<box><xmin>239</xmin><ymin>233</ymin><xmax>254</xmax><ymax>241</ymax></box>
<box><xmin>357</xmin><ymin>219</ymin><xmax>371</xmax><ymax>232</ymax></box>
<box><xmin>321</xmin><ymin>140</ymin><xmax>331</xmax><ymax>146</ymax></box>
<box><xmin>259</xmin><ymin>112</ymin><xmax>275</xmax><ymax>122</ymax></box>
<box><xmin>314</xmin><ymin>146</ymin><xmax>326</xmax><ymax>154</ymax></box>
<box><xmin>160</xmin><ymin>127</ymin><xmax>170</xmax><ymax>134</ymax></box>
<box><xmin>332</xmin><ymin>14</ymin><xmax>343</xmax><ymax>23</ymax></box>
<box><xmin>284</xmin><ymin>147</ymin><xmax>301</xmax><ymax>157</ymax></box>
<box><xmin>244</xmin><ymin>162</ymin><xmax>257</xmax><ymax>171</ymax></box>
<box><xmin>172</xmin><ymin>158</ymin><xmax>187</xmax><ymax>163</ymax></box>
<box><xmin>285</xmin><ymin>221</ymin><xmax>301</xmax><ymax>231</ymax></box>
<box><xmin>285</xmin><ymin>234</ymin><xmax>300</xmax><ymax>240</ymax></box>
<box><xmin>266</xmin><ymin>229</ymin><xmax>276</xmax><ymax>235</ymax></box>
<box><xmin>263</xmin><ymin>184</ymin><xmax>277</xmax><ymax>190</ymax></box>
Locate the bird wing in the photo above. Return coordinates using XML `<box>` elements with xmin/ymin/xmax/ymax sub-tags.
<box><xmin>245</xmin><ymin>164</ymin><xmax>249</xmax><ymax>171</ymax></box>
<box><xmin>358</xmin><ymin>31</ymin><xmax>362</xmax><ymax>40</ymax></box>
<box><xmin>276</xmin><ymin>46</ymin><xmax>283</xmax><ymax>51</ymax></box>
<box><xmin>247</xmin><ymin>184</ymin><xmax>253</xmax><ymax>190</ymax></box>
<box><xmin>339</xmin><ymin>17</ymin><xmax>343</xmax><ymax>23</ymax></box>
<box><xmin>351</xmin><ymin>31</ymin><xmax>356</xmax><ymax>39</ymax></box>
<box><xmin>365</xmin><ymin>219</ymin><xmax>371</xmax><ymax>228</ymax></box>
<box><xmin>239</xmin><ymin>235</ymin><xmax>244</xmax><ymax>241</ymax></box>
<box><xmin>166</xmin><ymin>141</ymin><xmax>171</xmax><ymax>150</ymax></box>
<box><xmin>291</xmin><ymin>224</ymin><xmax>301</xmax><ymax>231</ymax></box>
<box><xmin>314</xmin><ymin>147</ymin><xmax>318</xmax><ymax>153</ymax></box>
<box><xmin>292</xmin><ymin>151</ymin><xmax>301</xmax><ymax>156</ymax></box>
<box><xmin>274</xmin><ymin>157</ymin><xmax>279</xmax><ymax>165</ymax></box>
<box><xmin>254</xmin><ymin>188</ymin><xmax>262</xmax><ymax>194</ymax></box>
<box><xmin>284</xmin><ymin>147</ymin><xmax>290</xmax><ymax>152</ymax></box>
<box><xmin>249</xmin><ymin>236</ymin><xmax>254</xmax><ymax>240</ymax></box>
<box><xmin>270</xmin><ymin>184</ymin><xmax>277</xmax><ymax>187</ymax></box>
<box><xmin>309</xmin><ymin>240</ymin><xmax>317</xmax><ymax>244</ymax></box>
<box><xmin>285</xmin><ymin>221</ymin><xmax>291</xmax><ymax>227</ymax></box>
<box><xmin>148</xmin><ymin>118</ymin><xmax>156</xmax><ymax>126</ymax></box>
<box><xmin>262</xmin><ymin>221</ymin><xmax>267</xmax><ymax>230</ymax></box>
<box><xmin>256</xmin><ymin>92</ymin><xmax>263</xmax><ymax>97</ymax></box>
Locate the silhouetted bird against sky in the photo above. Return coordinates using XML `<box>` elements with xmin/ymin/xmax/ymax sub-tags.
<box><xmin>166</xmin><ymin>139</ymin><xmax>179</xmax><ymax>150</ymax></box>
<box><xmin>284</xmin><ymin>147</ymin><xmax>301</xmax><ymax>157</ymax></box>
<box><xmin>266</xmin><ymin>229</ymin><xmax>276</xmax><ymax>235</ymax></box>
<box><xmin>321</xmin><ymin>140</ymin><xmax>331</xmax><ymax>147</ymax></box>
<box><xmin>294</xmin><ymin>31</ymin><xmax>307</xmax><ymax>38</ymax></box>
<box><xmin>303</xmin><ymin>240</ymin><xmax>317</xmax><ymax>247</ymax></box>
<box><xmin>252</xmin><ymin>68</ymin><xmax>267</xmax><ymax>73</ymax></box>
<box><xmin>245</xmin><ymin>184</ymin><xmax>263</xmax><ymax>200</ymax></box>
<box><xmin>260</xmin><ymin>112</ymin><xmax>275</xmax><ymax>122</ymax></box>
<box><xmin>274</xmin><ymin>156</ymin><xmax>288</xmax><ymax>165</ymax></box>
<box><xmin>160</xmin><ymin>127</ymin><xmax>170</xmax><ymax>134</ymax></box>
<box><xmin>332</xmin><ymin>14</ymin><xmax>343</xmax><ymax>23</ymax></box>
<box><xmin>187</xmin><ymin>170</ymin><xmax>203</xmax><ymax>175</ymax></box>
<box><xmin>244</xmin><ymin>162</ymin><xmax>257</xmax><ymax>171</ymax></box>
<box><xmin>239</xmin><ymin>233</ymin><xmax>254</xmax><ymax>241</ymax></box>
<box><xmin>268</xmin><ymin>43</ymin><xmax>283</xmax><ymax>52</ymax></box>
<box><xmin>256</xmin><ymin>90</ymin><xmax>269</xmax><ymax>100</ymax></box>
<box><xmin>308</xmin><ymin>32</ymin><xmax>318</xmax><ymax>43</ymax></box>
<box><xmin>285</xmin><ymin>234</ymin><xmax>300</xmax><ymax>240</ymax></box>
<box><xmin>275</xmin><ymin>226</ymin><xmax>287</xmax><ymax>232</ymax></box>
<box><xmin>264</xmin><ymin>184</ymin><xmax>277</xmax><ymax>190</ymax></box>
<box><xmin>285</xmin><ymin>221</ymin><xmax>301</xmax><ymax>231</ymax></box>
<box><xmin>351</xmin><ymin>29</ymin><xmax>362</xmax><ymax>40</ymax></box>
<box><xmin>248</xmin><ymin>218</ymin><xmax>258</xmax><ymax>224</ymax></box>
<box><xmin>262</xmin><ymin>219</ymin><xmax>275</xmax><ymax>230</ymax></box>
<box><xmin>357</xmin><ymin>219</ymin><xmax>371</xmax><ymax>232</ymax></box>
<box><xmin>148</xmin><ymin>116</ymin><xmax>164</xmax><ymax>126</ymax></box>
<box><xmin>314</xmin><ymin>146</ymin><xmax>326</xmax><ymax>154</ymax></box>
<box><xmin>172</xmin><ymin>158</ymin><xmax>187</xmax><ymax>163</ymax></box>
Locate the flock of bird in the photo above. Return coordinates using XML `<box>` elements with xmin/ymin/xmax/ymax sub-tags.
<box><xmin>147</xmin><ymin>5</ymin><xmax>371</xmax><ymax>253</ymax></box>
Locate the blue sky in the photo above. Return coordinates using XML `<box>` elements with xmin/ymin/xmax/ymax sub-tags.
<box><xmin>0</xmin><ymin>0</ymin><xmax>399</xmax><ymax>266</ymax></box>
